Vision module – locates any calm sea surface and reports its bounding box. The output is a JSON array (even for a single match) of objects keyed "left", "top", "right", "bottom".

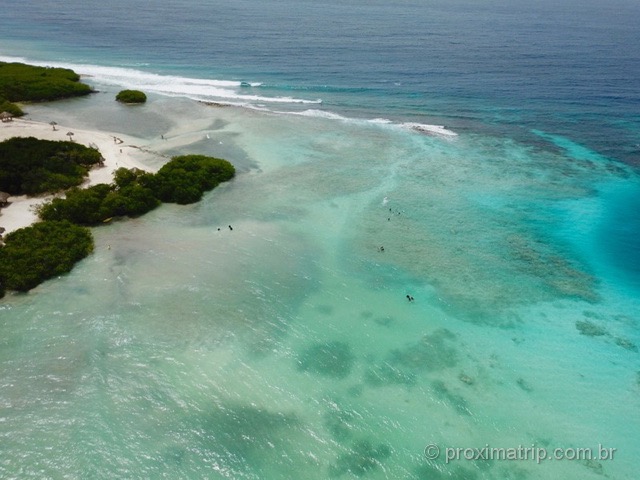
[{"left": 1, "top": 1, "right": 639, "bottom": 478}]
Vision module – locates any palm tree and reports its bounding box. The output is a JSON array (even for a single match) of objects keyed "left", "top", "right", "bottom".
[
  {"left": 66, "top": 131, "right": 74, "bottom": 142},
  {"left": 50, "top": 121, "right": 58, "bottom": 131}
]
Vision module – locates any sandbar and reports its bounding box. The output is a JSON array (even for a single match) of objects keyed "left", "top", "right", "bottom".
[{"left": 0, "top": 118, "right": 163, "bottom": 234}]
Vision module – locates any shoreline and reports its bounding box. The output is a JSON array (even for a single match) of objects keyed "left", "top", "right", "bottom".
[{"left": 0, "top": 118, "right": 164, "bottom": 234}]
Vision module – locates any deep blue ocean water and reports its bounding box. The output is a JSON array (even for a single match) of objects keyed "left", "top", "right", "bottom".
[
  {"left": 2, "top": 0, "right": 640, "bottom": 162},
  {"left": 1, "top": 1, "right": 640, "bottom": 479}
]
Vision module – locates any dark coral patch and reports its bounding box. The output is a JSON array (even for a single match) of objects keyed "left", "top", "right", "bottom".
[
  {"left": 575, "top": 320, "right": 607, "bottom": 337},
  {"left": 297, "top": 341, "right": 355, "bottom": 379},
  {"left": 330, "top": 440, "right": 391, "bottom": 477},
  {"left": 365, "top": 329, "right": 458, "bottom": 387}
]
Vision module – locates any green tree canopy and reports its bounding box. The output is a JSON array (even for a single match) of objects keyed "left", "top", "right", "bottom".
[
  {"left": 4, "top": 156, "right": 235, "bottom": 297},
  {"left": 116, "top": 89, "right": 147, "bottom": 104},
  {"left": 0, "top": 61, "right": 93, "bottom": 104},
  {"left": 0, "top": 221, "right": 94, "bottom": 293},
  {"left": 38, "top": 170, "right": 160, "bottom": 225},
  {"left": 0, "top": 96, "right": 24, "bottom": 117},
  {"left": 151, "top": 155, "right": 235, "bottom": 204},
  {"left": 0, "top": 137, "right": 104, "bottom": 195}
]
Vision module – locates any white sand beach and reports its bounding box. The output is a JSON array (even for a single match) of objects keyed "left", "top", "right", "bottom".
[{"left": 0, "top": 118, "right": 163, "bottom": 234}]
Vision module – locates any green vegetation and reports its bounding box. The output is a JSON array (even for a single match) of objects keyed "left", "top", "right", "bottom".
[
  {"left": 0, "top": 62, "right": 93, "bottom": 108},
  {"left": 38, "top": 155, "right": 235, "bottom": 223},
  {"left": 0, "top": 137, "right": 104, "bottom": 195},
  {"left": 2, "top": 152, "right": 234, "bottom": 298},
  {"left": 38, "top": 155, "right": 236, "bottom": 225},
  {"left": 0, "top": 64, "right": 235, "bottom": 299},
  {"left": 116, "top": 89, "right": 147, "bottom": 104},
  {"left": 0, "top": 97, "right": 24, "bottom": 117},
  {"left": 0, "top": 221, "right": 93, "bottom": 294},
  {"left": 152, "top": 154, "right": 235, "bottom": 204},
  {"left": 38, "top": 168, "right": 159, "bottom": 225}
]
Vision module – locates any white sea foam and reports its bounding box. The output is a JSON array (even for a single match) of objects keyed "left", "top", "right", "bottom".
[
  {"left": 0, "top": 54, "right": 455, "bottom": 137},
  {"left": 0, "top": 55, "right": 30, "bottom": 64},
  {"left": 372, "top": 117, "right": 457, "bottom": 138},
  {"left": 0, "top": 55, "right": 319, "bottom": 105},
  {"left": 286, "top": 109, "right": 348, "bottom": 121},
  {"left": 274, "top": 108, "right": 459, "bottom": 138},
  {"left": 368, "top": 118, "right": 393, "bottom": 125},
  {"left": 402, "top": 122, "right": 458, "bottom": 137}
]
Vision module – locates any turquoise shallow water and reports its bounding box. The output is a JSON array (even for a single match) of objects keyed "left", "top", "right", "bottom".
[
  {"left": 1, "top": 92, "right": 638, "bottom": 479},
  {"left": 1, "top": 0, "right": 640, "bottom": 478}
]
